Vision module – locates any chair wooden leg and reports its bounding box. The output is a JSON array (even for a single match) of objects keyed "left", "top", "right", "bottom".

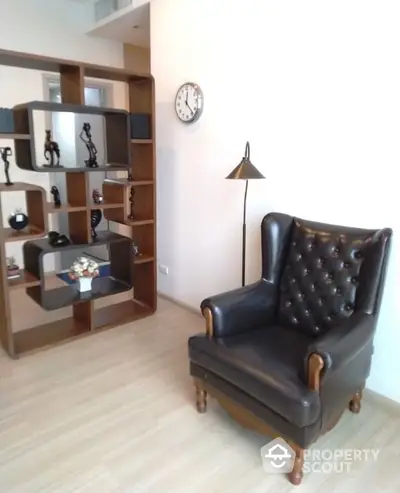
[
  {"left": 194, "top": 380, "right": 207, "bottom": 413},
  {"left": 288, "top": 444, "right": 304, "bottom": 486},
  {"left": 349, "top": 388, "right": 363, "bottom": 414}
]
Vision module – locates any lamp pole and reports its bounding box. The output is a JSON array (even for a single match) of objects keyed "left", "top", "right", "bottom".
[
  {"left": 226, "top": 141, "right": 265, "bottom": 288},
  {"left": 242, "top": 179, "right": 248, "bottom": 287}
]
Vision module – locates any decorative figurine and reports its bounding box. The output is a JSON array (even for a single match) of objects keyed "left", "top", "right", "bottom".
[
  {"left": 91, "top": 209, "right": 102, "bottom": 240},
  {"left": 132, "top": 242, "right": 140, "bottom": 257},
  {"left": 80, "top": 122, "right": 98, "bottom": 168},
  {"left": 6, "top": 256, "right": 20, "bottom": 280},
  {"left": 92, "top": 189, "right": 103, "bottom": 204},
  {"left": 48, "top": 231, "right": 70, "bottom": 247},
  {"left": 128, "top": 187, "right": 135, "bottom": 220},
  {"left": 44, "top": 129, "right": 62, "bottom": 168},
  {"left": 51, "top": 186, "right": 61, "bottom": 207},
  {"left": 69, "top": 256, "right": 99, "bottom": 293},
  {"left": 8, "top": 209, "right": 28, "bottom": 231},
  {"left": 0, "top": 146, "right": 13, "bottom": 186}
]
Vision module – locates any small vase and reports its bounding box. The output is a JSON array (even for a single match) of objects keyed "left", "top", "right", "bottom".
[{"left": 77, "top": 276, "right": 93, "bottom": 292}]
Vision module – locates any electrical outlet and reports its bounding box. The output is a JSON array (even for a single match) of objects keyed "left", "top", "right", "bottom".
[{"left": 159, "top": 264, "right": 169, "bottom": 275}]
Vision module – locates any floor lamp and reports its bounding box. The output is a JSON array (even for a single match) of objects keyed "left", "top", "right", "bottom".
[{"left": 226, "top": 142, "right": 265, "bottom": 287}]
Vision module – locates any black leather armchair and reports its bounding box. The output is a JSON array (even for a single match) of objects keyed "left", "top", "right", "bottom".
[{"left": 188, "top": 213, "right": 392, "bottom": 485}]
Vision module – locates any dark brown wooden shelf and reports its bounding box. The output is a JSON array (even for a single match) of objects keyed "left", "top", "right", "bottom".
[
  {"left": 24, "top": 164, "right": 130, "bottom": 174},
  {"left": 8, "top": 270, "right": 40, "bottom": 290},
  {"left": 0, "top": 47, "right": 156, "bottom": 358},
  {"left": 3, "top": 226, "right": 45, "bottom": 242},
  {"left": 14, "top": 317, "right": 90, "bottom": 356},
  {"left": 0, "top": 133, "right": 30, "bottom": 140},
  {"left": 131, "top": 139, "right": 152, "bottom": 144},
  {"left": 94, "top": 299, "right": 152, "bottom": 331},
  {"left": 25, "top": 231, "right": 129, "bottom": 254},
  {"left": 128, "top": 219, "right": 155, "bottom": 227},
  {"left": 134, "top": 255, "right": 154, "bottom": 265},
  {"left": 0, "top": 182, "right": 44, "bottom": 192},
  {"left": 47, "top": 202, "right": 87, "bottom": 213},
  {"left": 23, "top": 231, "right": 133, "bottom": 311},
  {"left": 90, "top": 201, "right": 124, "bottom": 210},
  {"left": 104, "top": 178, "right": 153, "bottom": 187},
  {"left": 29, "top": 277, "right": 132, "bottom": 311},
  {"left": 14, "top": 101, "right": 131, "bottom": 173}
]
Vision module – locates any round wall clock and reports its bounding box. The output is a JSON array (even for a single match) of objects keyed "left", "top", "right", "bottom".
[{"left": 175, "top": 82, "right": 204, "bottom": 123}]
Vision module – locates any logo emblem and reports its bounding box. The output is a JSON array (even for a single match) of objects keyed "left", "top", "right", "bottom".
[{"left": 260, "top": 437, "right": 296, "bottom": 474}]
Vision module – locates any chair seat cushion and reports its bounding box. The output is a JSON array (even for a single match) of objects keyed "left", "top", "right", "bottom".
[{"left": 189, "top": 326, "right": 321, "bottom": 428}]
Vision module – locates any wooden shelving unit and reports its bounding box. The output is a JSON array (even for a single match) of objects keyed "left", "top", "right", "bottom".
[{"left": 0, "top": 48, "right": 157, "bottom": 358}]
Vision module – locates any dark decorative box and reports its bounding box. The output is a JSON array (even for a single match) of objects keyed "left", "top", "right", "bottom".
[
  {"left": 130, "top": 113, "right": 151, "bottom": 140},
  {"left": 0, "top": 108, "right": 14, "bottom": 133}
]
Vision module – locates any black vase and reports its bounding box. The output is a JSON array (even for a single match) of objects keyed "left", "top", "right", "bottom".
[
  {"left": 8, "top": 211, "right": 28, "bottom": 231},
  {"left": 91, "top": 209, "right": 102, "bottom": 239}
]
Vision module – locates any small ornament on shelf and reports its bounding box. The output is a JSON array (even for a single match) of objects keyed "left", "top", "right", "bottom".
[
  {"left": 92, "top": 189, "right": 103, "bottom": 204},
  {"left": 8, "top": 209, "right": 28, "bottom": 231},
  {"left": 51, "top": 185, "right": 61, "bottom": 207},
  {"left": 44, "top": 129, "right": 62, "bottom": 168},
  {"left": 80, "top": 122, "right": 98, "bottom": 168},
  {"left": 91, "top": 209, "right": 102, "bottom": 239},
  {"left": 0, "top": 146, "right": 13, "bottom": 186},
  {"left": 68, "top": 256, "right": 99, "bottom": 293},
  {"left": 6, "top": 256, "right": 20, "bottom": 280},
  {"left": 128, "top": 187, "right": 135, "bottom": 220},
  {"left": 48, "top": 230, "right": 70, "bottom": 247},
  {"left": 132, "top": 242, "right": 140, "bottom": 257}
]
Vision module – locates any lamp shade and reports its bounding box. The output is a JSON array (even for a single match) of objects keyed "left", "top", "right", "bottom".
[{"left": 226, "top": 141, "right": 265, "bottom": 180}]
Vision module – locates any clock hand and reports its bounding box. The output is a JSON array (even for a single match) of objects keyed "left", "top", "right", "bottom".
[{"left": 185, "top": 100, "right": 194, "bottom": 114}]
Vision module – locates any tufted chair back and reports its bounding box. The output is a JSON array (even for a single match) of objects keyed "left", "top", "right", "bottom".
[{"left": 261, "top": 214, "right": 392, "bottom": 337}]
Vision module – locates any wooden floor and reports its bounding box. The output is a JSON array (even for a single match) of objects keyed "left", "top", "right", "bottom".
[{"left": 0, "top": 297, "right": 399, "bottom": 493}]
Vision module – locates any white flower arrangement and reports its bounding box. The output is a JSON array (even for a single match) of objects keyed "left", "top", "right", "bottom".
[{"left": 69, "top": 256, "right": 99, "bottom": 281}]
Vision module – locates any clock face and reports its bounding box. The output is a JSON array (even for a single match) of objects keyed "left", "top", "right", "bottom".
[{"left": 175, "top": 83, "right": 204, "bottom": 123}]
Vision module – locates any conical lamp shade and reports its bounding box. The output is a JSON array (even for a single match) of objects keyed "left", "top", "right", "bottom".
[{"left": 226, "top": 142, "right": 265, "bottom": 180}]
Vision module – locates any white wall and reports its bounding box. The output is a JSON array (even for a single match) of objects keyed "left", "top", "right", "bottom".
[
  {"left": 0, "top": 0, "right": 125, "bottom": 269},
  {"left": 152, "top": 0, "right": 400, "bottom": 403}
]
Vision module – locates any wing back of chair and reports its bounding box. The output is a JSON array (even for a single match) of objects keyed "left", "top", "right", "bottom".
[{"left": 268, "top": 216, "right": 392, "bottom": 336}]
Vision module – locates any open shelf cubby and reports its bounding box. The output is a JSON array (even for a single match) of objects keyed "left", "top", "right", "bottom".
[
  {"left": 14, "top": 101, "right": 131, "bottom": 173},
  {"left": 23, "top": 232, "right": 133, "bottom": 311},
  {"left": 0, "top": 48, "right": 156, "bottom": 359},
  {"left": 0, "top": 182, "right": 47, "bottom": 242}
]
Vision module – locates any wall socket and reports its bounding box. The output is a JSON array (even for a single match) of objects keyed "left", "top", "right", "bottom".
[{"left": 159, "top": 264, "right": 169, "bottom": 275}]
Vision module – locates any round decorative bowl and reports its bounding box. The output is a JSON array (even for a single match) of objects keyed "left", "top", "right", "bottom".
[{"left": 8, "top": 211, "right": 28, "bottom": 231}]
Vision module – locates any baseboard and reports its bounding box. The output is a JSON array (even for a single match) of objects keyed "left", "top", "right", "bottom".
[
  {"left": 158, "top": 292, "right": 201, "bottom": 317},
  {"left": 364, "top": 389, "right": 400, "bottom": 416}
]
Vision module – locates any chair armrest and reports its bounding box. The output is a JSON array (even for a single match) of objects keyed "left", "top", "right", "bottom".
[
  {"left": 305, "top": 312, "right": 376, "bottom": 373},
  {"left": 200, "top": 280, "right": 277, "bottom": 338}
]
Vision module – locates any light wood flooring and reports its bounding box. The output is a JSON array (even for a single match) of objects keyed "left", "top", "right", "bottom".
[{"left": 0, "top": 297, "right": 399, "bottom": 493}]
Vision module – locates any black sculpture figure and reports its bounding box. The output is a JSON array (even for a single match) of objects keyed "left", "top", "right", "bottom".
[
  {"left": 91, "top": 209, "right": 102, "bottom": 239},
  {"left": 80, "top": 123, "right": 98, "bottom": 168},
  {"left": 0, "top": 146, "right": 13, "bottom": 186},
  {"left": 128, "top": 187, "right": 135, "bottom": 220},
  {"left": 92, "top": 189, "right": 103, "bottom": 204},
  {"left": 44, "top": 130, "right": 61, "bottom": 168},
  {"left": 51, "top": 186, "right": 61, "bottom": 207}
]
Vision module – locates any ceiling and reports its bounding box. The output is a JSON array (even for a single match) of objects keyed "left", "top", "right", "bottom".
[{"left": 88, "top": 3, "right": 150, "bottom": 47}]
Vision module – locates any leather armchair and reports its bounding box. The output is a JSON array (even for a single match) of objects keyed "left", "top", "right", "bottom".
[{"left": 188, "top": 213, "right": 392, "bottom": 485}]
